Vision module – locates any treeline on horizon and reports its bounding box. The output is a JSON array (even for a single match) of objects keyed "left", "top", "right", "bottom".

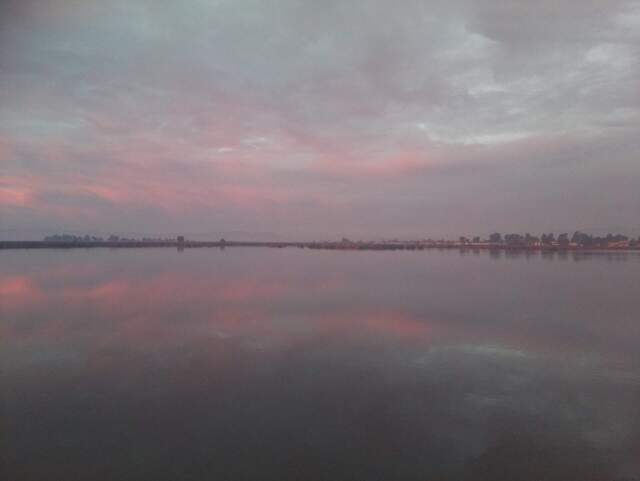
[
  {"left": 460, "top": 231, "right": 639, "bottom": 248},
  {"left": 41, "top": 231, "right": 640, "bottom": 248},
  {"left": 43, "top": 234, "right": 174, "bottom": 243}
]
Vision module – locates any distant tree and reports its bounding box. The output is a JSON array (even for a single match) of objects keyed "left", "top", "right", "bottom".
[
  {"left": 541, "top": 233, "right": 555, "bottom": 245},
  {"left": 472, "top": 236, "right": 481, "bottom": 243},
  {"left": 524, "top": 233, "right": 538, "bottom": 245},
  {"left": 571, "top": 231, "right": 581, "bottom": 244},
  {"left": 572, "top": 231, "right": 593, "bottom": 247},
  {"left": 558, "top": 233, "right": 569, "bottom": 247},
  {"left": 505, "top": 233, "right": 524, "bottom": 246},
  {"left": 489, "top": 233, "right": 502, "bottom": 243},
  {"left": 459, "top": 236, "right": 469, "bottom": 244}
]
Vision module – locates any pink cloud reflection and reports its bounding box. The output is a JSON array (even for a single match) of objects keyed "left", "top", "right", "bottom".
[{"left": 0, "top": 275, "right": 36, "bottom": 305}]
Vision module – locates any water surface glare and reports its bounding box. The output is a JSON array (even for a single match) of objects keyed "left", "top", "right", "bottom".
[{"left": 2, "top": 248, "right": 640, "bottom": 480}]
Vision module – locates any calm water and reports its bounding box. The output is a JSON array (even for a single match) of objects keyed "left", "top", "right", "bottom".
[{"left": 2, "top": 248, "right": 640, "bottom": 481}]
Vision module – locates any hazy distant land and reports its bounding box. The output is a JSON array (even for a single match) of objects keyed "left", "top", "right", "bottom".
[{"left": 1, "top": 232, "right": 639, "bottom": 251}]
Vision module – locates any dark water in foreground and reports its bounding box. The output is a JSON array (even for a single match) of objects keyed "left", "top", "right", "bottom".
[{"left": 2, "top": 248, "right": 640, "bottom": 481}]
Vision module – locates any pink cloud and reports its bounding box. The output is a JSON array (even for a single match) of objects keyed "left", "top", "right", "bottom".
[
  {"left": 79, "top": 184, "right": 130, "bottom": 203},
  {"left": 315, "top": 150, "right": 432, "bottom": 178},
  {"left": 0, "top": 186, "right": 33, "bottom": 206},
  {"left": 0, "top": 176, "right": 37, "bottom": 207}
]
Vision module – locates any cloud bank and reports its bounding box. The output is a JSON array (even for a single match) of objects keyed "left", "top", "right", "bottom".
[{"left": 1, "top": 0, "right": 639, "bottom": 239}]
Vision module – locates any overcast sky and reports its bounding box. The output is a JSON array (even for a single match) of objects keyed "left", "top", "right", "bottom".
[{"left": 1, "top": 0, "right": 639, "bottom": 240}]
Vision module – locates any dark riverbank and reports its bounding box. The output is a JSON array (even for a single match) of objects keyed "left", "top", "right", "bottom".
[
  {"left": 2, "top": 240, "right": 639, "bottom": 252},
  {"left": 0, "top": 240, "right": 296, "bottom": 249}
]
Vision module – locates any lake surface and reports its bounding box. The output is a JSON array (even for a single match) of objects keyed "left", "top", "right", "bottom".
[{"left": 2, "top": 248, "right": 640, "bottom": 481}]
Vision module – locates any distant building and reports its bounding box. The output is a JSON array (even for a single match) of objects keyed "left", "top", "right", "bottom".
[{"left": 177, "top": 236, "right": 185, "bottom": 243}]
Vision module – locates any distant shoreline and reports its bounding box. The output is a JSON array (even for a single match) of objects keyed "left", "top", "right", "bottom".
[{"left": 2, "top": 240, "right": 639, "bottom": 252}]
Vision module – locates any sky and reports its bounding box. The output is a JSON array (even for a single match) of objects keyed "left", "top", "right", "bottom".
[{"left": 1, "top": 0, "right": 639, "bottom": 240}]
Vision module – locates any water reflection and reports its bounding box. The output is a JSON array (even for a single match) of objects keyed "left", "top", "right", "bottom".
[{"left": 2, "top": 248, "right": 640, "bottom": 480}]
